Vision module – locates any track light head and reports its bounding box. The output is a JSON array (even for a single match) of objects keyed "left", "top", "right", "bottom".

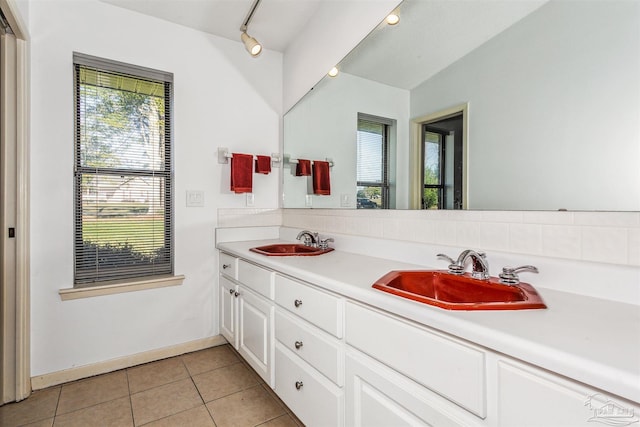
[{"left": 241, "top": 31, "right": 262, "bottom": 57}]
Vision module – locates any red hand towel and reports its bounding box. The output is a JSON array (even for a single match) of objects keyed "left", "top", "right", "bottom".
[
  {"left": 255, "top": 155, "right": 271, "bottom": 174},
  {"left": 312, "top": 160, "right": 331, "bottom": 195},
  {"left": 230, "top": 153, "right": 253, "bottom": 194},
  {"left": 295, "top": 159, "right": 312, "bottom": 176}
]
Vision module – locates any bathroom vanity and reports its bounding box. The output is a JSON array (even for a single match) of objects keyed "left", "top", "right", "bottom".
[{"left": 217, "top": 229, "right": 640, "bottom": 427}]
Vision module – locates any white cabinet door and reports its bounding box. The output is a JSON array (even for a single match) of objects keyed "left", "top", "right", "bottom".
[
  {"left": 346, "top": 350, "right": 482, "bottom": 427},
  {"left": 496, "top": 359, "right": 640, "bottom": 427},
  {"left": 219, "top": 276, "right": 237, "bottom": 348},
  {"left": 238, "top": 286, "right": 274, "bottom": 387}
]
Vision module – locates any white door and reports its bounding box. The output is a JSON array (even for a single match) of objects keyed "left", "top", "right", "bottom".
[
  {"left": 0, "top": 2, "right": 30, "bottom": 404},
  {"left": 219, "top": 276, "right": 237, "bottom": 348}
]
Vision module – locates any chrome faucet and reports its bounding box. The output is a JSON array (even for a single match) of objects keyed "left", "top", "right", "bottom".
[
  {"left": 438, "top": 250, "right": 490, "bottom": 280},
  {"left": 296, "top": 230, "right": 319, "bottom": 247}
]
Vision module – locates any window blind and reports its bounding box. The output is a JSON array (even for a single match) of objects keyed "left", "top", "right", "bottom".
[
  {"left": 73, "top": 54, "right": 173, "bottom": 286},
  {"left": 357, "top": 120, "right": 385, "bottom": 183}
]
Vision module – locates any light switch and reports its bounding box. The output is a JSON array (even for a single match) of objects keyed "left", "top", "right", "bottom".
[
  {"left": 186, "top": 190, "right": 204, "bottom": 207},
  {"left": 246, "top": 193, "right": 255, "bottom": 207},
  {"left": 340, "top": 193, "right": 350, "bottom": 207}
]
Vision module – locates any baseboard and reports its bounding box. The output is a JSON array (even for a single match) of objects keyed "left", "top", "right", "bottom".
[{"left": 31, "top": 335, "right": 228, "bottom": 390}]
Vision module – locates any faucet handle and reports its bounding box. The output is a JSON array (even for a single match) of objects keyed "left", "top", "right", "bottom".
[
  {"left": 499, "top": 265, "right": 539, "bottom": 285},
  {"left": 437, "top": 253, "right": 455, "bottom": 264},
  {"left": 319, "top": 237, "right": 334, "bottom": 250},
  {"left": 437, "top": 253, "right": 465, "bottom": 275}
]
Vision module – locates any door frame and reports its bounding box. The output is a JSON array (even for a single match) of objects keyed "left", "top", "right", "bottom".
[
  {"left": 0, "top": 0, "right": 30, "bottom": 404},
  {"left": 409, "top": 103, "right": 469, "bottom": 210}
]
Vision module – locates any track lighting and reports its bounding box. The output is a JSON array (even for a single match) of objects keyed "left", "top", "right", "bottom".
[
  {"left": 240, "top": 0, "right": 263, "bottom": 57},
  {"left": 241, "top": 31, "right": 262, "bottom": 57}
]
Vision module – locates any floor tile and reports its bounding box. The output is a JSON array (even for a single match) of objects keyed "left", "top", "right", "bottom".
[
  {"left": 130, "top": 378, "right": 202, "bottom": 426},
  {"left": 52, "top": 396, "right": 133, "bottom": 427},
  {"left": 1, "top": 345, "right": 301, "bottom": 427},
  {"left": 206, "top": 385, "right": 286, "bottom": 427},
  {"left": 127, "top": 357, "right": 189, "bottom": 394},
  {"left": 257, "top": 414, "right": 299, "bottom": 427},
  {"left": 260, "top": 383, "right": 289, "bottom": 412},
  {"left": 22, "top": 418, "right": 54, "bottom": 427},
  {"left": 142, "top": 405, "right": 215, "bottom": 427},
  {"left": 193, "top": 362, "right": 259, "bottom": 402},
  {"left": 181, "top": 346, "right": 238, "bottom": 376},
  {"left": 57, "top": 371, "right": 129, "bottom": 415},
  {"left": 0, "top": 387, "right": 60, "bottom": 427}
]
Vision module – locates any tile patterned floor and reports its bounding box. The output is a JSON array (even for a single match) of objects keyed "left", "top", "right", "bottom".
[{"left": 0, "top": 345, "right": 303, "bottom": 427}]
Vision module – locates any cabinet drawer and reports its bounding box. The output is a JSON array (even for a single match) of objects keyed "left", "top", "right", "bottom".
[
  {"left": 346, "top": 350, "right": 482, "bottom": 427},
  {"left": 219, "top": 252, "right": 237, "bottom": 279},
  {"left": 275, "top": 309, "right": 343, "bottom": 386},
  {"left": 238, "top": 260, "right": 274, "bottom": 299},
  {"left": 275, "top": 343, "right": 343, "bottom": 427},
  {"left": 274, "top": 274, "right": 343, "bottom": 338},
  {"left": 345, "top": 302, "right": 486, "bottom": 418}
]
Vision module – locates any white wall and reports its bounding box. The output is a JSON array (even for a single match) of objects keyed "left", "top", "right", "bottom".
[
  {"left": 283, "top": 0, "right": 401, "bottom": 112},
  {"left": 28, "top": 0, "right": 281, "bottom": 376},
  {"left": 283, "top": 73, "right": 409, "bottom": 209},
  {"left": 411, "top": 0, "right": 640, "bottom": 211},
  {"left": 11, "top": 0, "right": 28, "bottom": 31}
]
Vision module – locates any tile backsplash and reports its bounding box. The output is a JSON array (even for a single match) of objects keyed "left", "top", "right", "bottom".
[{"left": 217, "top": 208, "right": 640, "bottom": 267}]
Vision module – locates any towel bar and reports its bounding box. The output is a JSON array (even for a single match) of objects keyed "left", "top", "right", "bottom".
[{"left": 217, "top": 147, "right": 281, "bottom": 167}]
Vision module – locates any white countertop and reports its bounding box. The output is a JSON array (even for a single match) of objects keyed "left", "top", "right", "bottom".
[{"left": 217, "top": 239, "right": 640, "bottom": 404}]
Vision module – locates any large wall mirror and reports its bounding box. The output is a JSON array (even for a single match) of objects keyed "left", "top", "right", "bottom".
[{"left": 283, "top": 0, "right": 639, "bottom": 211}]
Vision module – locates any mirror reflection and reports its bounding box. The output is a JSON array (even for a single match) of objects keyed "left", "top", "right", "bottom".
[{"left": 283, "top": 0, "right": 640, "bottom": 211}]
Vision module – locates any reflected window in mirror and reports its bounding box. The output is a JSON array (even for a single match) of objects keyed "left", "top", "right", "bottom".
[
  {"left": 357, "top": 114, "right": 396, "bottom": 209},
  {"left": 422, "top": 114, "right": 463, "bottom": 210}
]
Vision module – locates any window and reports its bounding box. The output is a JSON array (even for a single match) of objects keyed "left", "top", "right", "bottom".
[
  {"left": 73, "top": 53, "right": 173, "bottom": 286},
  {"left": 356, "top": 114, "right": 393, "bottom": 209}
]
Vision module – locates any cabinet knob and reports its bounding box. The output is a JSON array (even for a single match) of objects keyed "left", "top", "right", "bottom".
[
  {"left": 294, "top": 299, "right": 303, "bottom": 308},
  {"left": 229, "top": 288, "right": 234, "bottom": 295},
  {"left": 294, "top": 341, "right": 303, "bottom": 350},
  {"left": 234, "top": 291, "right": 240, "bottom": 298},
  {"left": 222, "top": 264, "right": 231, "bottom": 269},
  {"left": 295, "top": 381, "right": 304, "bottom": 390}
]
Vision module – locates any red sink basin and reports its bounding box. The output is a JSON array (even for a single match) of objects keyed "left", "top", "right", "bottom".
[
  {"left": 372, "top": 270, "right": 546, "bottom": 310},
  {"left": 250, "top": 243, "right": 334, "bottom": 256}
]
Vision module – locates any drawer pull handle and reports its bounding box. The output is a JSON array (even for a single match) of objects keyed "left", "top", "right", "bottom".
[
  {"left": 294, "top": 299, "right": 303, "bottom": 308},
  {"left": 295, "top": 381, "right": 304, "bottom": 390},
  {"left": 229, "top": 289, "right": 234, "bottom": 295},
  {"left": 222, "top": 264, "right": 231, "bottom": 269},
  {"left": 234, "top": 291, "right": 240, "bottom": 298},
  {"left": 294, "top": 341, "right": 303, "bottom": 350}
]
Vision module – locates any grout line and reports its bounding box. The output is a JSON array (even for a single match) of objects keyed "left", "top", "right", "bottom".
[{"left": 125, "top": 368, "right": 135, "bottom": 426}]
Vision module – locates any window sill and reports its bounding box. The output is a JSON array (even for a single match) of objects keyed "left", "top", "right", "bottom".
[{"left": 59, "top": 275, "right": 185, "bottom": 301}]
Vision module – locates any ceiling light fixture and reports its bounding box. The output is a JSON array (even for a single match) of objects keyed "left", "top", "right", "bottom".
[
  {"left": 386, "top": 13, "right": 400, "bottom": 25},
  {"left": 240, "top": 0, "right": 263, "bottom": 57},
  {"left": 328, "top": 67, "right": 339, "bottom": 77}
]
